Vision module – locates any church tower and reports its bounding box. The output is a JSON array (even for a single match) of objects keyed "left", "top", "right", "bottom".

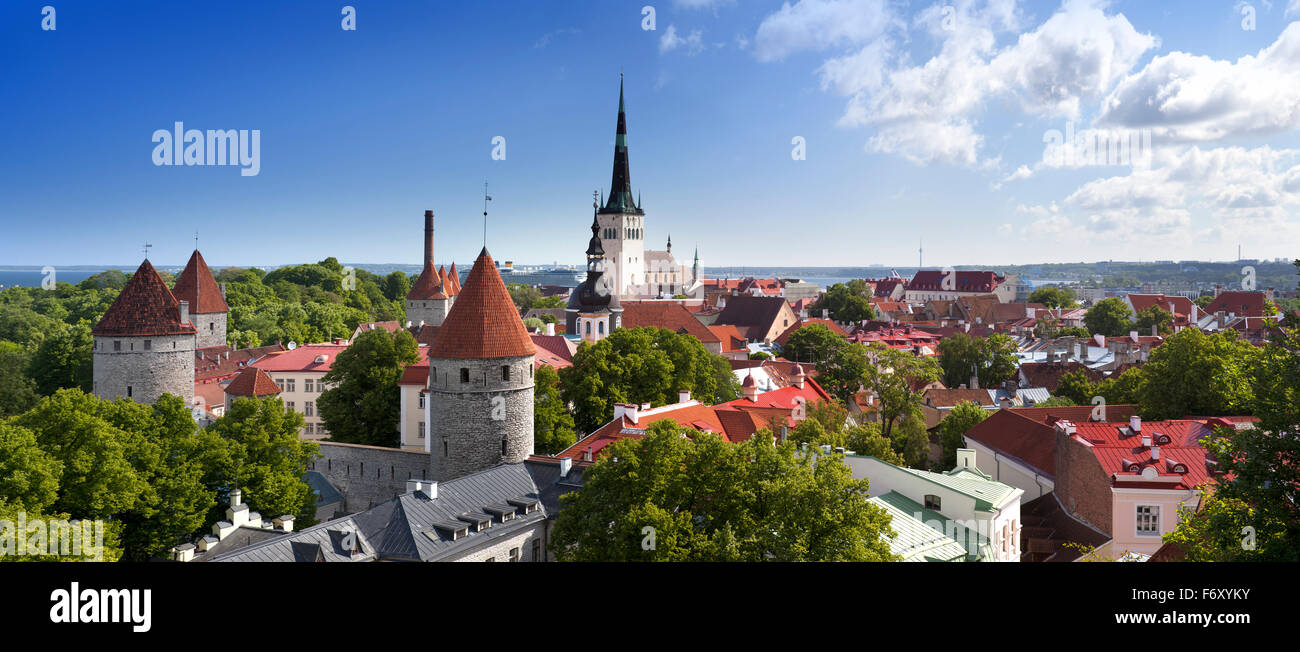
[
  {"left": 596, "top": 78, "right": 645, "bottom": 298},
  {"left": 173, "top": 249, "right": 229, "bottom": 349},
  {"left": 566, "top": 199, "right": 622, "bottom": 342},
  {"left": 92, "top": 259, "right": 196, "bottom": 405},
  {"left": 406, "top": 210, "right": 455, "bottom": 328},
  {"left": 425, "top": 248, "right": 536, "bottom": 482}
]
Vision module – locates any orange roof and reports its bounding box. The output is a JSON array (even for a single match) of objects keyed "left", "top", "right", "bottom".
[
  {"left": 621, "top": 301, "right": 721, "bottom": 343},
  {"left": 92, "top": 260, "right": 197, "bottom": 337},
  {"left": 224, "top": 367, "right": 282, "bottom": 397},
  {"left": 252, "top": 343, "right": 350, "bottom": 372},
  {"left": 428, "top": 248, "right": 537, "bottom": 360},
  {"left": 448, "top": 262, "right": 462, "bottom": 295},
  {"left": 172, "top": 250, "right": 229, "bottom": 314},
  {"left": 706, "top": 324, "right": 748, "bottom": 353},
  {"left": 530, "top": 334, "right": 576, "bottom": 369},
  {"left": 406, "top": 260, "right": 446, "bottom": 300}
]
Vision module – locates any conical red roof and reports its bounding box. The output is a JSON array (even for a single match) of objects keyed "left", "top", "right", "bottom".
[
  {"left": 92, "top": 260, "right": 197, "bottom": 337},
  {"left": 406, "top": 260, "right": 446, "bottom": 300},
  {"left": 429, "top": 248, "right": 536, "bottom": 359},
  {"left": 448, "top": 262, "right": 461, "bottom": 295},
  {"left": 224, "top": 366, "right": 281, "bottom": 397},
  {"left": 172, "top": 249, "right": 229, "bottom": 314}
]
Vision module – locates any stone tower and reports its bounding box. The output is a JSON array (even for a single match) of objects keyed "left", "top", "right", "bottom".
[
  {"left": 92, "top": 259, "right": 196, "bottom": 405},
  {"left": 425, "top": 248, "right": 536, "bottom": 482},
  {"left": 597, "top": 78, "right": 645, "bottom": 298},
  {"left": 406, "top": 210, "right": 456, "bottom": 328},
  {"left": 172, "top": 249, "right": 229, "bottom": 349},
  {"left": 566, "top": 201, "right": 622, "bottom": 343}
]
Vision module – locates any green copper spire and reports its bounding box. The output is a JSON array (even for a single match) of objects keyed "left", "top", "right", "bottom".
[{"left": 600, "top": 76, "right": 643, "bottom": 216}]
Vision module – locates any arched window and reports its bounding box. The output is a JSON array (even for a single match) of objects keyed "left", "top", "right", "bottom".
[
  {"left": 585, "top": 322, "right": 591, "bottom": 334},
  {"left": 598, "top": 321, "right": 604, "bottom": 334}
]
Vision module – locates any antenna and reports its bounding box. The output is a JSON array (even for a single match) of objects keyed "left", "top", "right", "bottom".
[{"left": 482, "top": 181, "right": 493, "bottom": 248}]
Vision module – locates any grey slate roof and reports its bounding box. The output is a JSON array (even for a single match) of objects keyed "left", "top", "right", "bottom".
[{"left": 209, "top": 460, "right": 579, "bottom": 562}]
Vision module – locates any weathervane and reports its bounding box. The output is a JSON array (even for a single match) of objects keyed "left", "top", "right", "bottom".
[
  {"left": 482, "top": 181, "right": 493, "bottom": 247},
  {"left": 141, "top": 242, "right": 152, "bottom": 259}
]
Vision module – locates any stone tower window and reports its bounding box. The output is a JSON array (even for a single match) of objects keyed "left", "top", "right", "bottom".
[
  {"left": 501, "top": 438, "right": 507, "bottom": 456},
  {"left": 501, "top": 365, "right": 510, "bottom": 381},
  {"left": 144, "top": 340, "right": 152, "bottom": 350},
  {"left": 460, "top": 368, "right": 470, "bottom": 383},
  {"left": 126, "top": 386, "right": 133, "bottom": 398}
]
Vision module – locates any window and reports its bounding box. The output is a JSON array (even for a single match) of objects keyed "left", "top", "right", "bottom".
[
  {"left": 305, "top": 379, "right": 314, "bottom": 392},
  {"left": 209, "top": 322, "right": 214, "bottom": 332},
  {"left": 460, "top": 368, "right": 470, "bottom": 383},
  {"left": 1136, "top": 505, "right": 1160, "bottom": 535},
  {"left": 924, "top": 495, "right": 942, "bottom": 511},
  {"left": 598, "top": 322, "right": 604, "bottom": 334},
  {"left": 418, "top": 422, "right": 425, "bottom": 439},
  {"left": 431, "top": 368, "right": 437, "bottom": 382},
  {"left": 532, "top": 538, "right": 541, "bottom": 561},
  {"left": 585, "top": 322, "right": 591, "bottom": 334},
  {"left": 114, "top": 341, "right": 121, "bottom": 351},
  {"left": 418, "top": 394, "right": 425, "bottom": 409},
  {"left": 502, "top": 365, "right": 510, "bottom": 381},
  {"left": 509, "top": 547, "right": 520, "bottom": 562},
  {"left": 484, "top": 557, "right": 495, "bottom": 562},
  {"left": 286, "top": 402, "right": 295, "bottom": 413},
  {"left": 501, "top": 438, "right": 507, "bottom": 456},
  {"left": 285, "top": 379, "right": 296, "bottom": 392},
  {"left": 126, "top": 385, "right": 133, "bottom": 398},
  {"left": 305, "top": 402, "right": 314, "bottom": 417},
  {"left": 305, "top": 423, "right": 314, "bottom": 435},
  {"left": 144, "top": 340, "right": 152, "bottom": 350},
  {"left": 443, "top": 440, "right": 448, "bottom": 456}
]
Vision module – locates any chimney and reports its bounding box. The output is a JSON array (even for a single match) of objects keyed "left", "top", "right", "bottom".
[
  {"left": 229, "top": 488, "right": 242, "bottom": 507},
  {"left": 272, "top": 515, "right": 295, "bottom": 532},
  {"left": 1141, "top": 435, "right": 1152, "bottom": 448},
  {"left": 423, "top": 210, "right": 435, "bottom": 267},
  {"left": 559, "top": 457, "right": 572, "bottom": 478},
  {"left": 678, "top": 389, "right": 691, "bottom": 403},
  {"left": 1214, "top": 283, "right": 1222, "bottom": 298},
  {"left": 955, "top": 448, "right": 977, "bottom": 471},
  {"left": 1151, "top": 324, "right": 1157, "bottom": 337},
  {"left": 792, "top": 364, "right": 806, "bottom": 389},
  {"left": 1129, "top": 330, "right": 1139, "bottom": 343},
  {"left": 822, "top": 308, "right": 830, "bottom": 319},
  {"left": 640, "top": 402, "right": 651, "bottom": 412},
  {"left": 172, "top": 543, "right": 196, "bottom": 562},
  {"left": 219, "top": 282, "right": 227, "bottom": 299},
  {"left": 405, "top": 479, "right": 423, "bottom": 495},
  {"left": 999, "top": 396, "right": 1011, "bottom": 409},
  {"left": 545, "top": 322, "right": 556, "bottom": 336},
  {"left": 1151, "top": 445, "right": 1160, "bottom": 460},
  {"left": 178, "top": 300, "right": 189, "bottom": 325},
  {"left": 583, "top": 446, "right": 593, "bottom": 462},
  {"left": 1130, "top": 415, "right": 1142, "bottom": 432}
]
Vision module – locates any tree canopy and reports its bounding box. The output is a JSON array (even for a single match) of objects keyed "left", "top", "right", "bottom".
[
  {"left": 1083, "top": 297, "right": 1134, "bottom": 337},
  {"left": 549, "top": 419, "right": 899, "bottom": 561},
  {"left": 808, "top": 281, "right": 877, "bottom": 323},
  {"left": 1027, "top": 286, "right": 1077, "bottom": 308},
  {"left": 935, "top": 332, "right": 1019, "bottom": 389},
  {"left": 317, "top": 328, "right": 420, "bottom": 447}
]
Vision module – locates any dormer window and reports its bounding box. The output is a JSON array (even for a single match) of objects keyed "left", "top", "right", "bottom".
[
  {"left": 1156, "top": 434, "right": 1171, "bottom": 445},
  {"left": 924, "top": 495, "right": 941, "bottom": 511}
]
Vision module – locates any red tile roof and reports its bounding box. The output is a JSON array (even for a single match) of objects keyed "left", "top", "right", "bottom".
[
  {"left": 1204, "top": 291, "right": 1268, "bottom": 318},
  {"left": 908, "top": 270, "right": 1002, "bottom": 293},
  {"left": 252, "top": 343, "right": 351, "bottom": 372},
  {"left": 448, "top": 262, "right": 462, "bottom": 295},
  {"left": 194, "top": 344, "right": 285, "bottom": 381},
  {"left": 397, "top": 346, "right": 432, "bottom": 386},
  {"left": 92, "top": 259, "right": 198, "bottom": 337},
  {"left": 962, "top": 405, "right": 1140, "bottom": 477},
  {"left": 1071, "top": 420, "right": 1219, "bottom": 491},
  {"left": 428, "top": 248, "right": 537, "bottom": 360},
  {"left": 1019, "top": 361, "right": 1102, "bottom": 391},
  {"left": 530, "top": 334, "right": 576, "bottom": 369},
  {"left": 406, "top": 260, "right": 447, "bottom": 300},
  {"left": 172, "top": 250, "right": 229, "bottom": 314},
  {"left": 1127, "top": 294, "right": 1193, "bottom": 319},
  {"left": 706, "top": 324, "right": 749, "bottom": 353},
  {"left": 224, "top": 366, "right": 282, "bottom": 397},
  {"left": 621, "top": 301, "right": 720, "bottom": 344}
]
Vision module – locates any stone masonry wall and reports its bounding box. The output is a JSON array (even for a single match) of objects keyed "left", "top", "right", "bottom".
[
  {"left": 406, "top": 298, "right": 448, "bottom": 328},
  {"left": 193, "top": 311, "right": 227, "bottom": 349},
  {"left": 1053, "top": 426, "right": 1114, "bottom": 535},
  {"left": 93, "top": 333, "right": 194, "bottom": 405},
  {"left": 309, "top": 442, "right": 432, "bottom": 513},
  {"left": 427, "top": 354, "right": 534, "bottom": 482}
]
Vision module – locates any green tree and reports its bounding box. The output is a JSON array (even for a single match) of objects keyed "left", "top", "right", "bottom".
[
  {"left": 0, "top": 421, "right": 63, "bottom": 512},
  {"left": 550, "top": 419, "right": 898, "bottom": 561},
  {"left": 317, "top": 328, "right": 420, "bottom": 446},
  {"left": 1083, "top": 297, "right": 1134, "bottom": 337},
  {"left": 936, "top": 332, "right": 1019, "bottom": 389},
  {"left": 559, "top": 327, "right": 739, "bottom": 434},
  {"left": 1136, "top": 329, "right": 1259, "bottom": 419},
  {"left": 862, "top": 343, "right": 940, "bottom": 441},
  {"left": 0, "top": 341, "right": 39, "bottom": 417},
  {"left": 534, "top": 364, "right": 577, "bottom": 455},
  {"left": 937, "top": 401, "right": 989, "bottom": 470},
  {"left": 27, "top": 322, "right": 93, "bottom": 395},
  {"left": 205, "top": 396, "right": 321, "bottom": 529},
  {"left": 1133, "top": 305, "right": 1173, "bottom": 336},
  {"left": 809, "top": 281, "right": 877, "bottom": 323},
  {"left": 782, "top": 323, "right": 845, "bottom": 366},
  {"left": 1028, "top": 286, "right": 1077, "bottom": 308}
]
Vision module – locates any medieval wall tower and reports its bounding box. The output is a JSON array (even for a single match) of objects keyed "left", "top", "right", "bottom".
[
  {"left": 172, "top": 249, "right": 229, "bottom": 349},
  {"left": 424, "top": 247, "right": 536, "bottom": 482},
  {"left": 406, "top": 210, "right": 458, "bottom": 328},
  {"left": 92, "top": 259, "right": 196, "bottom": 405}
]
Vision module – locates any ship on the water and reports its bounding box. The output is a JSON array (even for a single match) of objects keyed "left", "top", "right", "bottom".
[{"left": 494, "top": 260, "right": 586, "bottom": 287}]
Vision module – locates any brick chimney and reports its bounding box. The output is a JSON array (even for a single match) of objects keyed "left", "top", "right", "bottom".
[
  {"left": 178, "top": 300, "right": 189, "bottom": 325},
  {"left": 423, "top": 210, "right": 435, "bottom": 267}
]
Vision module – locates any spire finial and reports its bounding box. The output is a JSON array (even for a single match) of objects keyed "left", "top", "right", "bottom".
[
  {"left": 195, "top": 230, "right": 199, "bottom": 251},
  {"left": 482, "top": 181, "right": 492, "bottom": 248},
  {"left": 141, "top": 242, "right": 152, "bottom": 260}
]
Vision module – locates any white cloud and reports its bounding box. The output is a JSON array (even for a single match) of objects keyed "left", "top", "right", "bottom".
[
  {"left": 1288, "top": 1, "right": 1300, "bottom": 18},
  {"left": 806, "top": 0, "right": 1156, "bottom": 167},
  {"left": 660, "top": 25, "right": 706, "bottom": 55},
  {"left": 753, "top": 0, "right": 894, "bottom": 62},
  {"left": 1097, "top": 22, "right": 1300, "bottom": 142},
  {"left": 1004, "top": 164, "right": 1033, "bottom": 182}
]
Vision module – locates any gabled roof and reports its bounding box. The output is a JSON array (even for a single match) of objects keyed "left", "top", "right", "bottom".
[
  {"left": 1018, "top": 361, "right": 1102, "bottom": 391},
  {"left": 252, "top": 343, "right": 350, "bottom": 372},
  {"left": 1070, "top": 419, "right": 1220, "bottom": 491},
  {"left": 172, "top": 250, "right": 229, "bottom": 314},
  {"left": 621, "top": 301, "right": 720, "bottom": 343},
  {"left": 406, "top": 261, "right": 446, "bottom": 300},
  {"left": 1126, "top": 294, "right": 1193, "bottom": 318},
  {"left": 428, "top": 248, "right": 536, "bottom": 360},
  {"left": 908, "top": 270, "right": 1002, "bottom": 293},
  {"left": 224, "top": 367, "right": 282, "bottom": 397},
  {"left": 1203, "top": 291, "right": 1268, "bottom": 318},
  {"left": 715, "top": 295, "right": 790, "bottom": 336},
  {"left": 92, "top": 259, "right": 198, "bottom": 337},
  {"left": 530, "top": 334, "right": 576, "bottom": 369}
]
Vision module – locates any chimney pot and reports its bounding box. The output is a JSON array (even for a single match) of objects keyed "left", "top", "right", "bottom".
[{"left": 178, "top": 300, "right": 190, "bottom": 325}]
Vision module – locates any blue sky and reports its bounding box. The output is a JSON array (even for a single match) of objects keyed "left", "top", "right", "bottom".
[{"left": 3, "top": 0, "right": 1300, "bottom": 269}]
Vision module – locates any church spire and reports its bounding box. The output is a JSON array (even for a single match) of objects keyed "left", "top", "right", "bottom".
[{"left": 600, "top": 76, "right": 642, "bottom": 215}]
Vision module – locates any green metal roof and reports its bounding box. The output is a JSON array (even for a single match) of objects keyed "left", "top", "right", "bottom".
[
  {"left": 871, "top": 492, "right": 969, "bottom": 562},
  {"left": 894, "top": 465, "right": 1019, "bottom": 513}
]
